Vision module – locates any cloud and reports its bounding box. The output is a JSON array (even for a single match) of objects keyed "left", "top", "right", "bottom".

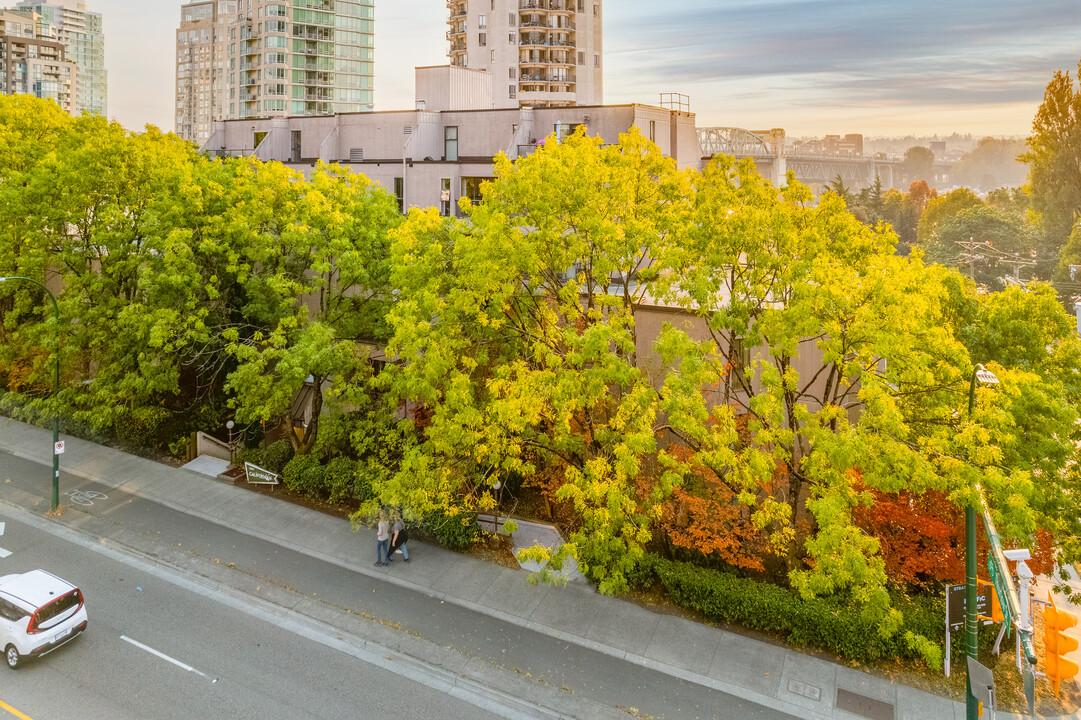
[{"left": 609, "top": 1, "right": 1079, "bottom": 87}]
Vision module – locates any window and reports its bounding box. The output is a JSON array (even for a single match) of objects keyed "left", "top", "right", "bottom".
[
  {"left": 478, "top": 14, "right": 487, "bottom": 28},
  {"left": 394, "top": 177, "right": 404, "bottom": 213},
  {"left": 478, "top": 32, "right": 486, "bottom": 46},
  {"left": 509, "top": 32, "right": 515, "bottom": 43},
  {"left": 444, "top": 125, "right": 459, "bottom": 161},
  {"left": 509, "top": 84, "right": 516, "bottom": 99},
  {"left": 594, "top": 53, "right": 600, "bottom": 68},
  {"left": 649, "top": 120, "right": 656, "bottom": 143},
  {"left": 491, "top": 50, "right": 495, "bottom": 63},
  {"left": 462, "top": 177, "right": 486, "bottom": 206},
  {"left": 577, "top": 0, "right": 584, "bottom": 10},
  {"left": 509, "top": 13, "right": 516, "bottom": 26},
  {"left": 556, "top": 122, "right": 582, "bottom": 141},
  {"left": 593, "top": 3, "right": 599, "bottom": 15},
  {"left": 0, "top": 599, "right": 27, "bottom": 622},
  {"left": 509, "top": 67, "right": 516, "bottom": 79},
  {"left": 578, "top": 51, "right": 585, "bottom": 65},
  {"left": 440, "top": 177, "right": 452, "bottom": 216}
]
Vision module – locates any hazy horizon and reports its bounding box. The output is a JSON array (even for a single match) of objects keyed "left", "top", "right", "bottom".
[{"left": 83, "top": 0, "right": 1080, "bottom": 139}]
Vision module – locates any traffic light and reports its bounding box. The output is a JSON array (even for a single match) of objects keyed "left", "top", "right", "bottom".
[{"left": 1044, "top": 592, "right": 1079, "bottom": 699}]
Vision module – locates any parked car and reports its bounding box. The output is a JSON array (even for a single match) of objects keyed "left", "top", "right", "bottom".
[{"left": 0, "top": 569, "right": 87, "bottom": 668}]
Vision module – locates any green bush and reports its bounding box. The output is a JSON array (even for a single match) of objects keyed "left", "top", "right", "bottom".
[
  {"left": 647, "top": 556, "right": 942, "bottom": 666},
  {"left": 282, "top": 452, "right": 326, "bottom": 497},
  {"left": 260, "top": 439, "right": 295, "bottom": 476},
  {"left": 324, "top": 457, "right": 358, "bottom": 504},
  {"left": 424, "top": 508, "right": 480, "bottom": 551},
  {"left": 115, "top": 406, "right": 175, "bottom": 453}
]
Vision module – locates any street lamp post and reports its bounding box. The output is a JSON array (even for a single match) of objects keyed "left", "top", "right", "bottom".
[
  {"left": 0, "top": 276, "right": 61, "bottom": 511},
  {"left": 965, "top": 363, "right": 999, "bottom": 720}
]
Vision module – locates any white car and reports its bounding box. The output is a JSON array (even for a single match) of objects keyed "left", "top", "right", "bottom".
[{"left": 0, "top": 569, "right": 88, "bottom": 669}]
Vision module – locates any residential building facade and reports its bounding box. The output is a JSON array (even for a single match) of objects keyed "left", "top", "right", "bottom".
[
  {"left": 448, "top": 0, "right": 602, "bottom": 109},
  {"left": 15, "top": 0, "right": 105, "bottom": 116},
  {"left": 226, "top": 0, "right": 374, "bottom": 119},
  {"left": 203, "top": 66, "right": 696, "bottom": 210},
  {"left": 176, "top": 0, "right": 237, "bottom": 145},
  {"left": 0, "top": 8, "right": 77, "bottom": 114}
]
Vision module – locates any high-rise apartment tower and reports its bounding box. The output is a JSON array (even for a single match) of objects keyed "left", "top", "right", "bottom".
[
  {"left": 447, "top": 0, "right": 602, "bottom": 109},
  {"left": 0, "top": 8, "right": 77, "bottom": 114},
  {"left": 176, "top": 1, "right": 236, "bottom": 145},
  {"left": 226, "top": 0, "right": 374, "bottom": 119},
  {"left": 15, "top": 0, "right": 105, "bottom": 116}
]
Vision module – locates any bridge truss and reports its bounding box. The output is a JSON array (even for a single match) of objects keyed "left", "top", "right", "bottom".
[{"left": 697, "top": 127, "right": 777, "bottom": 158}]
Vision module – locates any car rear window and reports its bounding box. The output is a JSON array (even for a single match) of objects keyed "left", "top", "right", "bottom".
[
  {"left": 35, "top": 589, "right": 82, "bottom": 626},
  {"left": 0, "top": 598, "right": 27, "bottom": 622}
]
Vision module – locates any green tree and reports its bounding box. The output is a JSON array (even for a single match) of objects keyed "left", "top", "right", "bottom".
[
  {"left": 1020, "top": 60, "right": 1081, "bottom": 253},
  {"left": 901, "top": 146, "right": 935, "bottom": 184},
  {"left": 222, "top": 161, "right": 401, "bottom": 455},
  {"left": 915, "top": 188, "right": 984, "bottom": 246},
  {"left": 2, "top": 112, "right": 211, "bottom": 441},
  {"left": 951, "top": 137, "right": 1028, "bottom": 190},
  {"left": 655, "top": 157, "right": 986, "bottom": 626},
  {"left": 380, "top": 129, "right": 691, "bottom": 593},
  {"left": 923, "top": 206, "right": 1039, "bottom": 289}
]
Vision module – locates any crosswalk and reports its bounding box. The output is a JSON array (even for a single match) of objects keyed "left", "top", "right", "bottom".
[{"left": 0, "top": 521, "right": 9, "bottom": 558}]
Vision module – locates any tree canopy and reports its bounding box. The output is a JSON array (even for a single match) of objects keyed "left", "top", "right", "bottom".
[{"left": 377, "top": 127, "right": 1081, "bottom": 624}]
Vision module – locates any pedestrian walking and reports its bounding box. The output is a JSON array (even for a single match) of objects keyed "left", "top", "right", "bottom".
[
  {"left": 375, "top": 511, "right": 390, "bottom": 567},
  {"left": 389, "top": 511, "right": 410, "bottom": 563}
]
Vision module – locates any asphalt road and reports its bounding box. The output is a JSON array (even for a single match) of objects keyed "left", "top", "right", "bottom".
[
  {"left": 0, "top": 515, "right": 505, "bottom": 720},
  {"left": 0, "top": 450, "right": 798, "bottom": 720}
]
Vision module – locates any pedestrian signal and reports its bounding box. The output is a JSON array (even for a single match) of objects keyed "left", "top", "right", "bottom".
[{"left": 1044, "top": 591, "right": 1080, "bottom": 699}]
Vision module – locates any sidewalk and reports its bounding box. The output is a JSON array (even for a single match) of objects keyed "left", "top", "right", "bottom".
[{"left": 0, "top": 417, "right": 1055, "bottom": 720}]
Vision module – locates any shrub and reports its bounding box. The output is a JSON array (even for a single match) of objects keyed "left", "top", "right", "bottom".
[
  {"left": 282, "top": 452, "right": 326, "bottom": 497},
  {"left": 324, "top": 457, "right": 358, "bottom": 504},
  {"left": 115, "top": 406, "right": 175, "bottom": 453},
  {"left": 260, "top": 439, "right": 294, "bottom": 477},
  {"left": 424, "top": 508, "right": 480, "bottom": 551},
  {"left": 648, "top": 556, "right": 943, "bottom": 667}
]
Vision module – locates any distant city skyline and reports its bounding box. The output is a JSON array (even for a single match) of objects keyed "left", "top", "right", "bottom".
[{"left": 88, "top": 0, "right": 1079, "bottom": 138}]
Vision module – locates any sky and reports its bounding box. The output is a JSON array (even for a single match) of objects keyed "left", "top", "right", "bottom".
[{"left": 91, "top": 0, "right": 1080, "bottom": 138}]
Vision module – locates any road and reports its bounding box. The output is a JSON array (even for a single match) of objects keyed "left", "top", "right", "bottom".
[
  {"left": 0, "top": 515, "right": 504, "bottom": 720},
  {"left": 0, "top": 449, "right": 799, "bottom": 720}
]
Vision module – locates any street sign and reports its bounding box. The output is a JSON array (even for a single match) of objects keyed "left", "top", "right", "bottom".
[
  {"left": 54, "top": 440, "right": 64, "bottom": 455},
  {"left": 946, "top": 582, "right": 998, "bottom": 631},
  {"left": 968, "top": 657, "right": 997, "bottom": 716}
]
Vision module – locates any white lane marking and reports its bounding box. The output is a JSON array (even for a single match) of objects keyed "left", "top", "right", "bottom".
[
  {"left": 0, "top": 521, "right": 9, "bottom": 558},
  {"left": 0, "top": 522, "right": 6, "bottom": 535},
  {"left": 120, "top": 635, "right": 212, "bottom": 680}
]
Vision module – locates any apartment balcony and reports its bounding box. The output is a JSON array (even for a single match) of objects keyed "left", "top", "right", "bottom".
[
  {"left": 518, "top": 89, "right": 576, "bottom": 104},
  {"left": 448, "top": 6, "right": 466, "bottom": 19}
]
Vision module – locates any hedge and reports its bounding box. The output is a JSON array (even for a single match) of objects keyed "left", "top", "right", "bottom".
[{"left": 634, "top": 554, "right": 944, "bottom": 666}]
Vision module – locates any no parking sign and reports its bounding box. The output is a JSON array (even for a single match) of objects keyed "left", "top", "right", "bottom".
[{"left": 54, "top": 441, "right": 64, "bottom": 455}]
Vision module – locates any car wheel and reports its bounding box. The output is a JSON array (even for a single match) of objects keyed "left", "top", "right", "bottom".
[{"left": 4, "top": 645, "right": 20, "bottom": 669}]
